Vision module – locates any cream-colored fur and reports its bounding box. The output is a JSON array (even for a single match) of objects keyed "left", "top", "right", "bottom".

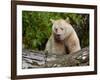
[{"left": 45, "top": 19, "right": 81, "bottom": 54}]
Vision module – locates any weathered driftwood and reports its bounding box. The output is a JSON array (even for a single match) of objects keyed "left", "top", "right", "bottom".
[{"left": 22, "top": 47, "right": 89, "bottom": 69}]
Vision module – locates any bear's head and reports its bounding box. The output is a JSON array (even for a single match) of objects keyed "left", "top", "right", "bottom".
[{"left": 50, "top": 19, "right": 72, "bottom": 41}]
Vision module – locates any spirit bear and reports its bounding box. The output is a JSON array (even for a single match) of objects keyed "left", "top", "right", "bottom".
[{"left": 45, "top": 19, "right": 81, "bottom": 54}]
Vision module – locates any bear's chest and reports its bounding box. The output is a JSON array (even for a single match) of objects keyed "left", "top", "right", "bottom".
[{"left": 52, "top": 42, "right": 66, "bottom": 54}]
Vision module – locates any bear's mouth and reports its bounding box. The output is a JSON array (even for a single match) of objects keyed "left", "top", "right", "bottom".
[{"left": 54, "top": 35, "right": 62, "bottom": 41}]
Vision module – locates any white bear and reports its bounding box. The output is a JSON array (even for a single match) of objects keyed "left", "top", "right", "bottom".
[{"left": 45, "top": 19, "right": 81, "bottom": 54}]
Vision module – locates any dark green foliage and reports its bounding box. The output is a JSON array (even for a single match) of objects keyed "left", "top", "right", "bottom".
[{"left": 22, "top": 11, "right": 89, "bottom": 50}]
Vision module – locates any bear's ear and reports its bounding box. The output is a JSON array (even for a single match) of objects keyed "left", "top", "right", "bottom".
[
  {"left": 50, "top": 19, "right": 55, "bottom": 23},
  {"left": 65, "top": 17, "right": 70, "bottom": 23}
]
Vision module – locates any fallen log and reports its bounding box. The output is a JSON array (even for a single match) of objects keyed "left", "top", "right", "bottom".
[{"left": 22, "top": 47, "right": 89, "bottom": 69}]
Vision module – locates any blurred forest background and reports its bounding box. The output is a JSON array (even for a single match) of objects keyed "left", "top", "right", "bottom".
[{"left": 22, "top": 11, "right": 89, "bottom": 51}]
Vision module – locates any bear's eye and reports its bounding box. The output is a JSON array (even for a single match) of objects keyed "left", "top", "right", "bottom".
[
  {"left": 55, "top": 28, "right": 57, "bottom": 32},
  {"left": 60, "top": 28, "right": 63, "bottom": 30}
]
